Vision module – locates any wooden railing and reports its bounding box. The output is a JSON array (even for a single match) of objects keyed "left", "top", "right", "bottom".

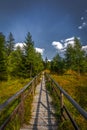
[
  {"left": 0, "top": 73, "right": 41, "bottom": 130},
  {"left": 45, "top": 73, "right": 87, "bottom": 130}
]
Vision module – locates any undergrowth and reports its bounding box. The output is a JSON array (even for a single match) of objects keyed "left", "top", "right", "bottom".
[
  {"left": 0, "top": 78, "right": 33, "bottom": 130},
  {"left": 50, "top": 70, "right": 87, "bottom": 130},
  {"left": 0, "top": 78, "right": 31, "bottom": 104},
  {"left": 4, "top": 94, "right": 33, "bottom": 130},
  {"left": 45, "top": 81, "right": 61, "bottom": 126}
]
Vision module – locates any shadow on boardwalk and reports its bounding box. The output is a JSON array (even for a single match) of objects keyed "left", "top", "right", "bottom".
[
  {"left": 31, "top": 76, "right": 58, "bottom": 130},
  {"left": 21, "top": 75, "right": 58, "bottom": 130}
]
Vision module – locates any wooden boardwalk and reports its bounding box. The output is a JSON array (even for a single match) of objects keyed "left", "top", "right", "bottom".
[{"left": 20, "top": 75, "right": 58, "bottom": 130}]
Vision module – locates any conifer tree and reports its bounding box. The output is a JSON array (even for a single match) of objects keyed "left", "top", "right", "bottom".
[
  {"left": 65, "top": 37, "right": 86, "bottom": 73},
  {"left": 7, "top": 32, "right": 15, "bottom": 56},
  {"left": 0, "top": 32, "right": 7, "bottom": 80}
]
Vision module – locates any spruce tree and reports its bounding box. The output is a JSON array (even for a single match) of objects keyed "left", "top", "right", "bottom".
[
  {"left": 0, "top": 32, "right": 7, "bottom": 80},
  {"left": 65, "top": 37, "right": 86, "bottom": 73},
  {"left": 7, "top": 32, "right": 15, "bottom": 56}
]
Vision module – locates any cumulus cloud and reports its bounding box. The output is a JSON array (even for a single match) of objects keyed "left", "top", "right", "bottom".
[
  {"left": 52, "top": 37, "right": 75, "bottom": 51},
  {"left": 64, "top": 37, "right": 75, "bottom": 48},
  {"left": 15, "top": 43, "right": 45, "bottom": 55},
  {"left": 35, "top": 47, "right": 45, "bottom": 55},
  {"left": 64, "top": 37, "right": 74, "bottom": 42},
  {"left": 52, "top": 41, "right": 63, "bottom": 50},
  {"left": 52, "top": 37, "right": 81, "bottom": 57},
  {"left": 15, "top": 42, "right": 25, "bottom": 48},
  {"left": 82, "top": 45, "right": 87, "bottom": 54}
]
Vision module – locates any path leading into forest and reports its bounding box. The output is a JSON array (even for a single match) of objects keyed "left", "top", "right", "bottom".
[{"left": 20, "top": 75, "right": 58, "bottom": 130}]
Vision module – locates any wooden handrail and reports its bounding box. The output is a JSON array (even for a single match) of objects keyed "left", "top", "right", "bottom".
[
  {"left": 45, "top": 73, "right": 87, "bottom": 130},
  {"left": 0, "top": 73, "right": 41, "bottom": 130},
  {"left": 45, "top": 73, "right": 87, "bottom": 119}
]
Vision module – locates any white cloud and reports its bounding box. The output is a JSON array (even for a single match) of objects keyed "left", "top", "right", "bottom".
[
  {"left": 35, "top": 47, "right": 45, "bottom": 55},
  {"left": 15, "top": 42, "right": 25, "bottom": 48},
  {"left": 78, "top": 13, "right": 87, "bottom": 30},
  {"left": 64, "top": 37, "right": 74, "bottom": 42},
  {"left": 15, "top": 43, "right": 45, "bottom": 55},
  {"left": 64, "top": 40, "right": 74, "bottom": 48},
  {"left": 78, "top": 26, "right": 83, "bottom": 29},
  {"left": 52, "top": 41, "right": 63, "bottom": 50},
  {"left": 81, "top": 17, "right": 84, "bottom": 20},
  {"left": 82, "top": 45, "right": 87, "bottom": 54},
  {"left": 52, "top": 37, "right": 82, "bottom": 57},
  {"left": 82, "top": 22, "right": 87, "bottom": 27},
  {"left": 64, "top": 37, "right": 75, "bottom": 48},
  {"left": 52, "top": 37, "right": 80, "bottom": 51}
]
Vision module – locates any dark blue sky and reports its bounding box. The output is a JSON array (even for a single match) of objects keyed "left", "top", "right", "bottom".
[{"left": 0, "top": 0, "right": 87, "bottom": 59}]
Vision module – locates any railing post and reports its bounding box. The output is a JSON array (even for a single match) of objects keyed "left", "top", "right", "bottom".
[
  {"left": 18, "top": 92, "right": 25, "bottom": 125},
  {"left": 60, "top": 91, "right": 64, "bottom": 116},
  {"left": 35, "top": 76, "right": 37, "bottom": 87},
  {"left": 32, "top": 80, "right": 34, "bottom": 96}
]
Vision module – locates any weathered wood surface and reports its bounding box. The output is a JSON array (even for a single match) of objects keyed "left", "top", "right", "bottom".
[{"left": 20, "top": 75, "right": 58, "bottom": 130}]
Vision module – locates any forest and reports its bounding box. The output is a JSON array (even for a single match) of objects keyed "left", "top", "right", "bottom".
[
  {"left": 0, "top": 32, "right": 44, "bottom": 81},
  {"left": 0, "top": 31, "right": 87, "bottom": 81},
  {"left": 0, "top": 32, "right": 87, "bottom": 129}
]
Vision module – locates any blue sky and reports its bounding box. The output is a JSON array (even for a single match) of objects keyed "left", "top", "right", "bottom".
[{"left": 0, "top": 0, "right": 87, "bottom": 60}]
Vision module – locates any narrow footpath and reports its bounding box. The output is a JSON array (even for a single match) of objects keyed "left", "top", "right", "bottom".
[{"left": 20, "top": 74, "right": 58, "bottom": 130}]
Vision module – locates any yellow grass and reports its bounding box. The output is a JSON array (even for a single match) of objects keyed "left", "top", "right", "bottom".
[
  {"left": 0, "top": 78, "right": 30, "bottom": 104},
  {"left": 50, "top": 71, "right": 87, "bottom": 130}
]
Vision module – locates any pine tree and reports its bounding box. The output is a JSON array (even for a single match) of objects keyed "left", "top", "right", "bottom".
[
  {"left": 23, "top": 32, "right": 35, "bottom": 77},
  {"left": 24, "top": 32, "right": 44, "bottom": 77},
  {"left": 51, "top": 54, "right": 65, "bottom": 74},
  {"left": 0, "top": 32, "right": 7, "bottom": 80},
  {"left": 7, "top": 46, "right": 24, "bottom": 79},
  {"left": 65, "top": 37, "right": 86, "bottom": 73},
  {"left": 7, "top": 32, "right": 15, "bottom": 56}
]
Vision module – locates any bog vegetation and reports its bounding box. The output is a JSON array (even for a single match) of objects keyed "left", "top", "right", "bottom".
[{"left": 0, "top": 32, "right": 87, "bottom": 129}]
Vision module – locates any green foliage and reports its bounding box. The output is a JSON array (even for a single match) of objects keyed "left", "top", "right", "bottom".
[
  {"left": 0, "top": 32, "right": 7, "bottom": 80},
  {"left": 6, "top": 32, "right": 15, "bottom": 56},
  {"left": 5, "top": 114, "right": 21, "bottom": 130},
  {"left": 65, "top": 37, "right": 87, "bottom": 73},
  {"left": 45, "top": 81, "right": 61, "bottom": 128},
  {"left": 51, "top": 37, "right": 87, "bottom": 75},
  {"left": 51, "top": 72, "right": 87, "bottom": 129},
  {"left": 7, "top": 47, "right": 24, "bottom": 78},
  {"left": 23, "top": 32, "right": 44, "bottom": 78},
  {"left": 0, "top": 78, "right": 30, "bottom": 104},
  {"left": 50, "top": 54, "right": 65, "bottom": 74},
  {"left": 23, "top": 95, "right": 33, "bottom": 124},
  {"left": 0, "top": 31, "right": 44, "bottom": 80},
  {"left": 0, "top": 78, "right": 32, "bottom": 129}
]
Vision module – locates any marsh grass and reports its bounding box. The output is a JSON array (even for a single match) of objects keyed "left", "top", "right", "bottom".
[
  {"left": 0, "top": 78, "right": 30, "bottom": 104},
  {"left": 50, "top": 71, "right": 87, "bottom": 130},
  {"left": 46, "top": 82, "right": 61, "bottom": 121},
  {"left": 0, "top": 78, "right": 33, "bottom": 130}
]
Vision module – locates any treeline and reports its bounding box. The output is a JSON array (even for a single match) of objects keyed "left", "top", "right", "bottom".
[
  {"left": 0, "top": 32, "right": 44, "bottom": 80},
  {"left": 50, "top": 38, "right": 87, "bottom": 74}
]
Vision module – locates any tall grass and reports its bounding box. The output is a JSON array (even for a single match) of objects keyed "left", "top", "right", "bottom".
[
  {"left": 0, "top": 78, "right": 33, "bottom": 130},
  {"left": 50, "top": 70, "right": 87, "bottom": 130},
  {"left": 0, "top": 78, "right": 30, "bottom": 104}
]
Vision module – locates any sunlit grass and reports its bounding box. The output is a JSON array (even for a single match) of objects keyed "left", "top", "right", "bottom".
[
  {"left": 0, "top": 78, "right": 34, "bottom": 130},
  {"left": 0, "top": 78, "right": 30, "bottom": 104},
  {"left": 50, "top": 70, "right": 87, "bottom": 130},
  {"left": 51, "top": 70, "right": 87, "bottom": 110}
]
